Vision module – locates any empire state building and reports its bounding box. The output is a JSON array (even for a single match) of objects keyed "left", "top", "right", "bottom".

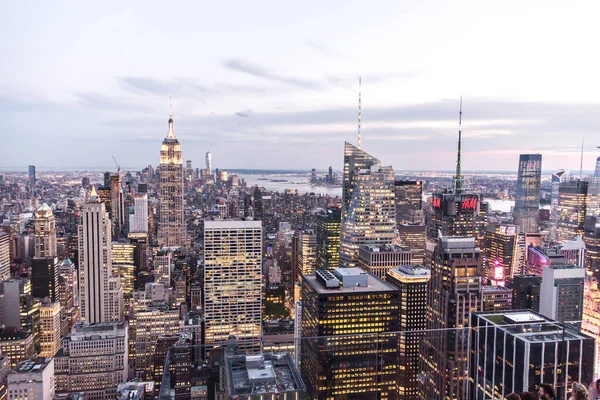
[{"left": 158, "top": 105, "right": 186, "bottom": 247}]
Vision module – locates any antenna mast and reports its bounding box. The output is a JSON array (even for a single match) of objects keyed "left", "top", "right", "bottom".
[
  {"left": 358, "top": 77, "right": 362, "bottom": 149},
  {"left": 455, "top": 96, "right": 463, "bottom": 193}
]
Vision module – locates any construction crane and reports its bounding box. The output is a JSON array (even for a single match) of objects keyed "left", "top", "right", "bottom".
[{"left": 112, "top": 155, "right": 121, "bottom": 176}]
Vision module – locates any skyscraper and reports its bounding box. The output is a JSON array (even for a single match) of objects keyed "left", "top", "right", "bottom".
[
  {"left": 386, "top": 265, "right": 430, "bottom": 400},
  {"left": 513, "top": 154, "right": 542, "bottom": 233},
  {"left": 557, "top": 180, "right": 588, "bottom": 242},
  {"left": 301, "top": 268, "right": 399, "bottom": 400},
  {"left": 28, "top": 165, "right": 35, "bottom": 186},
  {"left": 203, "top": 219, "right": 262, "bottom": 354},
  {"left": 594, "top": 157, "right": 600, "bottom": 185},
  {"left": 394, "top": 180, "right": 423, "bottom": 223},
  {"left": 340, "top": 142, "right": 397, "bottom": 267},
  {"left": 111, "top": 239, "right": 135, "bottom": 310},
  {"left": 129, "top": 193, "right": 148, "bottom": 233},
  {"left": 470, "top": 311, "right": 594, "bottom": 399},
  {"left": 205, "top": 150, "right": 212, "bottom": 174},
  {"left": 110, "top": 173, "right": 125, "bottom": 238},
  {"left": 539, "top": 264, "right": 585, "bottom": 322},
  {"left": 483, "top": 223, "right": 520, "bottom": 285},
  {"left": 31, "top": 257, "right": 58, "bottom": 301},
  {"left": 39, "top": 301, "right": 61, "bottom": 358},
  {"left": 158, "top": 105, "right": 186, "bottom": 247},
  {"left": 420, "top": 235, "right": 483, "bottom": 400},
  {"left": 78, "top": 186, "right": 123, "bottom": 323},
  {"left": 582, "top": 276, "right": 600, "bottom": 380},
  {"left": 358, "top": 244, "right": 413, "bottom": 280},
  {"left": 0, "top": 232, "right": 8, "bottom": 281},
  {"left": 316, "top": 206, "right": 341, "bottom": 271},
  {"left": 34, "top": 203, "right": 56, "bottom": 258},
  {"left": 507, "top": 274, "right": 542, "bottom": 311}
]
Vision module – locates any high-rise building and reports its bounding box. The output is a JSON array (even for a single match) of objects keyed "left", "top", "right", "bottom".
[
  {"left": 0, "top": 280, "right": 41, "bottom": 342},
  {"left": 111, "top": 240, "right": 136, "bottom": 310},
  {"left": 0, "top": 232, "right": 10, "bottom": 281},
  {"left": 316, "top": 206, "right": 341, "bottom": 271},
  {"left": 110, "top": 174, "right": 125, "bottom": 238},
  {"left": 158, "top": 106, "right": 186, "bottom": 247},
  {"left": 0, "top": 331, "right": 35, "bottom": 368},
  {"left": 507, "top": 274, "right": 542, "bottom": 311},
  {"left": 340, "top": 142, "right": 397, "bottom": 267},
  {"left": 480, "top": 285, "right": 513, "bottom": 311},
  {"left": 420, "top": 235, "right": 483, "bottom": 400},
  {"left": 513, "top": 154, "right": 542, "bottom": 233},
  {"left": 129, "top": 193, "right": 148, "bottom": 233},
  {"left": 429, "top": 191, "right": 483, "bottom": 242},
  {"left": 54, "top": 321, "right": 129, "bottom": 399},
  {"left": 39, "top": 301, "right": 61, "bottom": 358},
  {"left": 205, "top": 150, "right": 212, "bottom": 174},
  {"left": 557, "top": 180, "right": 588, "bottom": 242},
  {"left": 386, "top": 265, "right": 430, "bottom": 400},
  {"left": 129, "top": 304, "right": 179, "bottom": 380},
  {"left": 584, "top": 216, "right": 600, "bottom": 281},
  {"left": 358, "top": 244, "right": 413, "bottom": 280},
  {"left": 153, "top": 252, "right": 172, "bottom": 288},
  {"left": 470, "top": 311, "right": 594, "bottom": 399},
  {"left": 394, "top": 180, "right": 423, "bottom": 223},
  {"left": 28, "top": 165, "right": 35, "bottom": 186},
  {"left": 31, "top": 257, "right": 59, "bottom": 301},
  {"left": 540, "top": 264, "right": 585, "bottom": 322},
  {"left": 483, "top": 223, "right": 519, "bottom": 285},
  {"left": 397, "top": 224, "right": 426, "bottom": 265},
  {"left": 34, "top": 203, "right": 57, "bottom": 258},
  {"left": 301, "top": 268, "right": 399, "bottom": 400},
  {"left": 582, "top": 276, "right": 600, "bottom": 380},
  {"left": 204, "top": 219, "right": 262, "bottom": 354},
  {"left": 78, "top": 187, "right": 123, "bottom": 323},
  {"left": 292, "top": 230, "right": 316, "bottom": 302},
  {"left": 594, "top": 157, "right": 600, "bottom": 185}
]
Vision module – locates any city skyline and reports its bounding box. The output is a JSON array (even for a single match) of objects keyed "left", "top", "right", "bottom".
[{"left": 3, "top": 2, "right": 600, "bottom": 172}]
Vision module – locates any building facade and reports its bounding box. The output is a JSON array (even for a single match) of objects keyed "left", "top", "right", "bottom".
[
  {"left": 203, "top": 219, "right": 262, "bottom": 355},
  {"left": 540, "top": 264, "right": 585, "bottom": 322},
  {"left": 7, "top": 359, "right": 54, "bottom": 400},
  {"left": 557, "top": 180, "right": 588, "bottom": 242},
  {"left": 513, "top": 154, "right": 542, "bottom": 233},
  {"left": 34, "top": 203, "right": 57, "bottom": 258},
  {"left": 315, "top": 206, "right": 341, "bottom": 271},
  {"left": 358, "top": 244, "right": 413, "bottom": 280},
  {"left": 157, "top": 109, "right": 186, "bottom": 247}
]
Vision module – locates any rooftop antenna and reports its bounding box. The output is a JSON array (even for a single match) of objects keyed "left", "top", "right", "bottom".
[
  {"left": 579, "top": 137, "right": 584, "bottom": 180},
  {"left": 454, "top": 96, "right": 463, "bottom": 193},
  {"left": 169, "top": 96, "right": 173, "bottom": 119},
  {"left": 357, "top": 77, "right": 362, "bottom": 149}
]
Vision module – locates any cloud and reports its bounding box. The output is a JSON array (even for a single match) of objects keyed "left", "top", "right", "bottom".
[
  {"left": 120, "top": 76, "right": 214, "bottom": 96},
  {"left": 305, "top": 40, "right": 350, "bottom": 59},
  {"left": 236, "top": 109, "right": 254, "bottom": 118},
  {"left": 223, "top": 58, "right": 318, "bottom": 88}
]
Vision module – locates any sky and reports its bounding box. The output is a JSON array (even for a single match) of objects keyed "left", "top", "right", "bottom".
[{"left": 2, "top": 1, "right": 600, "bottom": 173}]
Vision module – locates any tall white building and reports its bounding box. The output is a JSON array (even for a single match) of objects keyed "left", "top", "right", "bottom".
[
  {"left": 540, "top": 264, "right": 585, "bottom": 322},
  {"left": 7, "top": 359, "right": 55, "bottom": 400},
  {"left": 0, "top": 232, "right": 10, "bottom": 281},
  {"left": 78, "top": 187, "right": 123, "bottom": 323},
  {"left": 204, "top": 219, "right": 262, "bottom": 354},
  {"left": 39, "top": 301, "right": 61, "bottom": 358},
  {"left": 54, "top": 322, "right": 128, "bottom": 399},
  {"left": 34, "top": 203, "right": 57, "bottom": 258},
  {"left": 129, "top": 193, "right": 148, "bottom": 233}
]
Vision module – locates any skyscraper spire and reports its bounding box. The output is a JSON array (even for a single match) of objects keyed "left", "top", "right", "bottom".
[
  {"left": 167, "top": 97, "right": 175, "bottom": 138},
  {"left": 454, "top": 96, "right": 463, "bottom": 193},
  {"left": 358, "top": 77, "right": 362, "bottom": 149}
]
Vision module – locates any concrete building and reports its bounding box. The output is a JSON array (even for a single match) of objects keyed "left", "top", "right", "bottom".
[
  {"left": 54, "top": 322, "right": 128, "bottom": 399},
  {"left": 470, "top": 311, "right": 594, "bottom": 400},
  {"left": 204, "top": 219, "right": 262, "bottom": 355},
  {"left": 78, "top": 188, "right": 123, "bottom": 323},
  {"left": 0, "top": 232, "right": 10, "bottom": 282},
  {"left": 39, "top": 301, "right": 61, "bottom": 358},
  {"left": 0, "top": 331, "right": 35, "bottom": 368},
  {"left": 129, "top": 193, "right": 148, "bottom": 233},
  {"left": 7, "top": 359, "right": 55, "bottom": 400},
  {"left": 112, "top": 239, "right": 136, "bottom": 310},
  {"left": 540, "top": 264, "right": 585, "bottom": 322},
  {"left": 358, "top": 244, "right": 413, "bottom": 280},
  {"left": 34, "top": 203, "right": 57, "bottom": 258}
]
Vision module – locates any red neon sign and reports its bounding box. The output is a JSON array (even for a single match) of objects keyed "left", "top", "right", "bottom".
[
  {"left": 432, "top": 197, "right": 441, "bottom": 208},
  {"left": 461, "top": 198, "right": 477, "bottom": 210}
]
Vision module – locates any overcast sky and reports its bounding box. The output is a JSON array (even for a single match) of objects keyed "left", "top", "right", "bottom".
[{"left": 2, "top": 1, "right": 600, "bottom": 172}]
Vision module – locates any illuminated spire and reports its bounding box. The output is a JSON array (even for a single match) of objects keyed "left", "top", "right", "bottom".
[
  {"left": 90, "top": 185, "right": 98, "bottom": 201},
  {"left": 358, "top": 77, "right": 362, "bottom": 149},
  {"left": 167, "top": 97, "right": 175, "bottom": 138},
  {"left": 454, "top": 96, "right": 463, "bottom": 193}
]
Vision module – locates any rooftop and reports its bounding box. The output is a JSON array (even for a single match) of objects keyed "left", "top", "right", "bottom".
[
  {"left": 225, "top": 352, "right": 305, "bottom": 396},
  {"left": 14, "top": 359, "right": 51, "bottom": 374},
  {"left": 361, "top": 244, "right": 409, "bottom": 253},
  {"left": 305, "top": 269, "right": 396, "bottom": 294}
]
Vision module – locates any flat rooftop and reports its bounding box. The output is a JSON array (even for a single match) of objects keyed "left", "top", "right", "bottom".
[
  {"left": 225, "top": 352, "right": 305, "bottom": 396},
  {"left": 304, "top": 271, "right": 397, "bottom": 294}
]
